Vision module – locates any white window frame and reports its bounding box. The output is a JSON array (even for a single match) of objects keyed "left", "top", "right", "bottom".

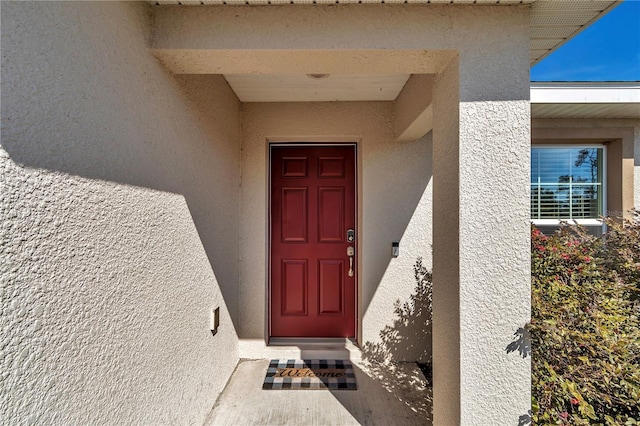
[{"left": 531, "top": 144, "right": 607, "bottom": 229}]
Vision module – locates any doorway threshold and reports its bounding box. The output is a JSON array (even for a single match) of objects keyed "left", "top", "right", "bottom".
[
  {"left": 239, "top": 338, "right": 362, "bottom": 361},
  {"left": 269, "top": 337, "right": 356, "bottom": 346}
]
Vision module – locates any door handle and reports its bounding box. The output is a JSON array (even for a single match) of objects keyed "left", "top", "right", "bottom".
[{"left": 347, "top": 246, "right": 354, "bottom": 277}]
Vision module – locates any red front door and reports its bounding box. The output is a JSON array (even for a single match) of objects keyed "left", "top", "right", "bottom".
[{"left": 270, "top": 145, "right": 356, "bottom": 338}]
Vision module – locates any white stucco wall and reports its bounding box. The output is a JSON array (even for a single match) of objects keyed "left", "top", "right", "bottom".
[
  {"left": 240, "top": 102, "right": 433, "bottom": 362},
  {"left": 428, "top": 13, "right": 532, "bottom": 426},
  {"left": 1, "top": 2, "right": 241, "bottom": 424},
  {"left": 533, "top": 118, "right": 640, "bottom": 209},
  {"left": 456, "top": 99, "right": 532, "bottom": 426}
]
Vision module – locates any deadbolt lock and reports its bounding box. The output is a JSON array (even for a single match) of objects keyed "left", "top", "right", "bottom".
[{"left": 347, "top": 229, "right": 355, "bottom": 243}]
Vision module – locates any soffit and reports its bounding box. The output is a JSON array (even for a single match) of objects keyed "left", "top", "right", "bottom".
[
  {"left": 531, "top": 83, "right": 640, "bottom": 119},
  {"left": 154, "top": 0, "right": 531, "bottom": 4},
  {"left": 529, "top": 0, "right": 620, "bottom": 65},
  {"left": 532, "top": 103, "right": 640, "bottom": 119}
]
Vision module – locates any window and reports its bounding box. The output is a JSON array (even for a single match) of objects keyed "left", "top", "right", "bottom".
[{"left": 531, "top": 146, "right": 605, "bottom": 234}]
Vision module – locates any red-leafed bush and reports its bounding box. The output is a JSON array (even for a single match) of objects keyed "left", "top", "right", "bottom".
[{"left": 531, "top": 211, "right": 640, "bottom": 425}]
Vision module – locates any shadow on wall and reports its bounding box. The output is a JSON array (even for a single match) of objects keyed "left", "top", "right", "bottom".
[
  {"left": 0, "top": 2, "right": 243, "bottom": 329},
  {"left": 362, "top": 257, "right": 433, "bottom": 366},
  {"left": 362, "top": 134, "right": 432, "bottom": 313},
  {"left": 338, "top": 258, "right": 433, "bottom": 424},
  {"left": 506, "top": 326, "right": 531, "bottom": 359},
  {"left": 507, "top": 325, "right": 532, "bottom": 426}
]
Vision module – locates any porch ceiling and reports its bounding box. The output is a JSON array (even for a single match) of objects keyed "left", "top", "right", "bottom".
[{"left": 224, "top": 73, "right": 411, "bottom": 102}]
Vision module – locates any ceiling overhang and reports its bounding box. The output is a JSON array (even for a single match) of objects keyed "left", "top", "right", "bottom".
[
  {"left": 529, "top": 0, "right": 620, "bottom": 66},
  {"left": 150, "top": 0, "right": 621, "bottom": 66}
]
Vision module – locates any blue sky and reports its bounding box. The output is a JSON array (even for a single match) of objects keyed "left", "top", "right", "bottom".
[{"left": 531, "top": 0, "right": 640, "bottom": 82}]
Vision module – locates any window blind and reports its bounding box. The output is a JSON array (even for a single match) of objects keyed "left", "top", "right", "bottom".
[{"left": 531, "top": 147, "right": 603, "bottom": 220}]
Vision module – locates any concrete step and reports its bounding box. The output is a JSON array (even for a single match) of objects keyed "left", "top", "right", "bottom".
[{"left": 239, "top": 338, "right": 362, "bottom": 361}]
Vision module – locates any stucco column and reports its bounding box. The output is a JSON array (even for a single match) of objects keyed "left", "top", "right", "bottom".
[{"left": 432, "top": 56, "right": 531, "bottom": 425}]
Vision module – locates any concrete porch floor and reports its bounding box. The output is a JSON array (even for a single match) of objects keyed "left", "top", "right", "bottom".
[{"left": 204, "top": 358, "right": 432, "bottom": 426}]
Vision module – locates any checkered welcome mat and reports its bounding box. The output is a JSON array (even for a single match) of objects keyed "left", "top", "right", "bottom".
[{"left": 263, "top": 359, "right": 357, "bottom": 390}]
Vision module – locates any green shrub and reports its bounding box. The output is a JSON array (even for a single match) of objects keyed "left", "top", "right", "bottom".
[{"left": 531, "top": 212, "right": 640, "bottom": 425}]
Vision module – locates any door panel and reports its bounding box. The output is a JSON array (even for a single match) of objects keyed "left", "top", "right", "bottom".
[
  {"left": 318, "top": 187, "right": 344, "bottom": 242},
  {"left": 271, "top": 145, "right": 356, "bottom": 338},
  {"left": 281, "top": 188, "right": 308, "bottom": 243},
  {"left": 318, "top": 259, "right": 344, "bottom": 314},
  {"left": 281, "top": 259, "right": 307, "bottom": 315}
]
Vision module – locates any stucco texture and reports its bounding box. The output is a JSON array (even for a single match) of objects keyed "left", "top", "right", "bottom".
[
  {"left": 431, "top": 47, "right": 531, "bottom": 426},
  {"left": 458, "top": 99, "right": 532, "bottom": 425},
  {"left": 1, "top": 2, "right": 241, "bottom": 424}
]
